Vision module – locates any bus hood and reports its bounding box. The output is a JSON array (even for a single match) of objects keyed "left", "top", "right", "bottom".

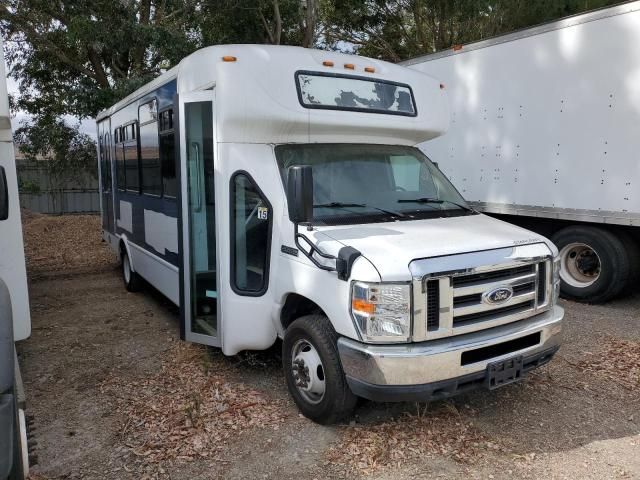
[{"left": 314, "top": 214, "right": 556, "bottom": 282}]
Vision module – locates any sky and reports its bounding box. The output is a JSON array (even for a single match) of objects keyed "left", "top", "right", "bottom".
[{"left": 6, "top": 73, "right": 97, "bottom": 139}]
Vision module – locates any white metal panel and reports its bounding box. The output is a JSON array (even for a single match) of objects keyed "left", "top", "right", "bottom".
[
  {"left": 409, "top": 5, "right": 640, "bottom": 224},
  {"left": 128, "top": 241, "right": 179, "bottom": 304},
  {"left": 116, "top": 200, "right": 133, "bottom": 232},
  {"left": 0, "top": 38, "right": 31, "bottom": 341},
  {"left": 143, "top": 209, "right": 178, "bottom": 255},
  {"left": 101, "top": 44, "right": 450, "bottom": 146}
]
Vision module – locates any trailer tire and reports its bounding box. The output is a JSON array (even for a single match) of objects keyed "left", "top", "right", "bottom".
[
  {"left": 552, "top": 226, "right": 630, "bottom": 303},
  {"left": 620, "top": 233, "right": 640, "bottom": 296},
  {"left": 283, "top": 315, "right": 357, "bottom": 425},
  {"left": 121, "top": 250, "right": 142, "bottom": 292}
]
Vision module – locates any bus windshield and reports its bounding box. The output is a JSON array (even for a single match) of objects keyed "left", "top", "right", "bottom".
[{"left": 275, "top": 144, "right": 473, "bottom": 225}]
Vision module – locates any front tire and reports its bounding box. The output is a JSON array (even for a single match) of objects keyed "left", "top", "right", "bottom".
[
  {"left": 121, "top": 250, "right": 142, "bottom": 292},
  {"left": 552, "top": 226, "right": 631, "bottom": 303},
  {"left": 283, "top": 315, "right": 356, "bottom": 425}
]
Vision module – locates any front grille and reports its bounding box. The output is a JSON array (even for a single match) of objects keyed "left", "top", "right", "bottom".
[
  {"left": 537, "top": 261, "right": 547, "bottom": 304},
  {"left": 417, "top": 258, "right": 552, "bottom": 340},
  {"left": 452, "top": 264, "right": 534, "bottom": 287},
  {"left": 454, "top": 300, "right": 534, "bottom": 326},
  {"left": 426, "top": 279, "right": 440, "bottom": 331}
]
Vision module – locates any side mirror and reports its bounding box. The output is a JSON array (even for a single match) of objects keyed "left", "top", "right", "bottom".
[{"left": 287, "top": 165, "right": 314, "bottom": 224}]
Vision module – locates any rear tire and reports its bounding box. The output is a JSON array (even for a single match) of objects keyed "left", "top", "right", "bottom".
[
  {"left": 282, "top": 315, "right": 357, "bottom": 425},
  {"left": 551, "top": 226, "right": 631, "bottom": 303},
  {"left": 121, "top": 250, "right": 142, "bottom": 292}
]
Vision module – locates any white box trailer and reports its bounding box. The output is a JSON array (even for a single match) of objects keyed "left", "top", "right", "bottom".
[
  {"left": 404, "top": 1, "right": 640, "bottom": 303},
  {"left": 0, "top": 36, "right": 31, "bottom": 479}
]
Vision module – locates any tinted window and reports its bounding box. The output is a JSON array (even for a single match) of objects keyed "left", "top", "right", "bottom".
[
  {"left": 115, "top": 129, "right": 125, "bottom": 190},
  {"left": 139, "top": 101, "right": 161, "bottom": 196},
  {"left": 231, "top": 173, "right": 271, "bottom": 294},
  {"left": 160, "top": 133, "right": 176, "bottom": 197},
  {"left": 124, "top": 125, "right": 139, "bottom": 192},
  {"left": 139, "top": 98, "right": 158, "bottom": 124},
  {"left": 159, "top": 109, "right": 177, "bottom": 198}
]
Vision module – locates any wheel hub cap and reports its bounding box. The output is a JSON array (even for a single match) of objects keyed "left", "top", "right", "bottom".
[
  {"left": 291, "top": 340, "right": 325, "bottom": 404},
  {"left": 559, "top": 243, "right": 601, "bottom": 288}
]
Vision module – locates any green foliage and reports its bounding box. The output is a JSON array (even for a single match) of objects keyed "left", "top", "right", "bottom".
[
  {"left": 322, "top": 0, "right": 622, "bottom": 61},
  {"left": 15, "top": 117, "right": 97, "bottom": 191},
  {"left": 0, "top": 0, "right": 319, "bottom": 119},
  {"left": 17, "top": 178, "right": 41, "bottom": 195},
  {"left": 0, "top": 0, "right": 623, "bottom": 120}
]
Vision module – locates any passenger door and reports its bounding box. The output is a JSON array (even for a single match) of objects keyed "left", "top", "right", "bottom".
[{"left": 178, "top": 90, "right": 221, "bottom": 347}]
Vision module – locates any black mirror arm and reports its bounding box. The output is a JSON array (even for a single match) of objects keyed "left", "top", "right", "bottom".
[
  {"left": 294, "top": 224, "right": 338, "bottom": 272},
  {"left": 293, "top": 224, "right": 362, "bottom": 280}
]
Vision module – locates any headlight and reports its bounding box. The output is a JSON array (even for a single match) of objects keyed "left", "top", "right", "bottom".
[
  {"left": 552, "top": 256, "right": 561, "bottom": 303},
  {"left": 351, "top": 282, "right": 411, "bottom": 343}
]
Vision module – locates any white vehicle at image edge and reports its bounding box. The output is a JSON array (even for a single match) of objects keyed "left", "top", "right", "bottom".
[
  {"left": 404, "top": 1, "right": 640, "bottom": 303},
  {"left": 1, "top": 37, "right": 31, "bottom": 479},
  {"left": 96, "top": 44, "right": 563, "bottom": 424}
]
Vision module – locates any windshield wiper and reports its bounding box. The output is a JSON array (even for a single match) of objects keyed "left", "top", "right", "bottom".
[
  {"left": 397, "top": 197, "right": 475, "bottom": 213},
  {"left": 314, "top": 202, "right": 407, "bottom": 218}
]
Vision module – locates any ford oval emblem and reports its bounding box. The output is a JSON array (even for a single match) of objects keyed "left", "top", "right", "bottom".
[{"left": 482, "top": 286, "right": 514, "bottom": 305}]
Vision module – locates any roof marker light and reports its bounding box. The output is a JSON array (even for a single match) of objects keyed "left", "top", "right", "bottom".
[
  {"left": 323, "top": 61, "right": 334, "bottom": 67},
  {"left": 452, "top": 45, "right": 463, "bottom": 51},
  {"left": 344, "top": 63, "right": 355, "bottom": 70},
  {"left": 364, "top": 66, "right": 375, "bottom": 73},
  {"left": 222, "top": 56, "right": 237, "bottom": 62}
]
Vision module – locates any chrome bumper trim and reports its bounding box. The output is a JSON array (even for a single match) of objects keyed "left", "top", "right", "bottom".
[{"left": 338, "top": 305, "right": 564, "bottom": 386}]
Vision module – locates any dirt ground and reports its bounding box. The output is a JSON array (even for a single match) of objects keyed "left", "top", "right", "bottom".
[{"left": 18, "top": 214, "right": 640, "bottom": 480}]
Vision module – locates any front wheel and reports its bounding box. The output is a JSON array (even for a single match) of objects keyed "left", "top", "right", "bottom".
[{"left": 282, "top": 315, "right": 357, "bottom": 425}]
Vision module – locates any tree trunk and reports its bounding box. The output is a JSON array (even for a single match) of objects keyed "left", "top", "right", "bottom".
[{"left": 300, "top": 0, "right": 317, "bottom": 48}]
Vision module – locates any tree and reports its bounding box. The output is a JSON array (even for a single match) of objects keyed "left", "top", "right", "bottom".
[
  {"left": 0, "top": 0, "right": 323, "bottom": 122},
  {"left": 323, "top": 0, "right": 622, "bottom": 61},
  {"left": 15, "top": 117, "right": 97, "bottom": 213},
  {"left": 0, "top": 0, "right": 201, "bottom": 119}
]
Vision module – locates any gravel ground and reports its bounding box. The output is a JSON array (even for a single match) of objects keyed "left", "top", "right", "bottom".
[{"left": 18, "top": 215, "right": 640, "bottom": 479}]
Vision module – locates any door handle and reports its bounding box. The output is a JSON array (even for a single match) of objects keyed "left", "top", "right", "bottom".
[
  {"left": 191, "top": 142, "right": 202, "bottom": 212},
  {"left": 0, "top": 166, "right": 8, "bottom": 221}
]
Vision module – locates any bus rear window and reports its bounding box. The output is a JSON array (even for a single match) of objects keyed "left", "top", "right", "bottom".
[{"left": 295, "top": 71, "right": 416, "bottom": 117}]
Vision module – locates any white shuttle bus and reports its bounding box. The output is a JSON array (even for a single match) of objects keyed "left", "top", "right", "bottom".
[
  {"left": 97, "top": 45, "right": 564, "bottom": 424},
  {"left": 1, "top": 37, "right": 31, "bottom": 479}
]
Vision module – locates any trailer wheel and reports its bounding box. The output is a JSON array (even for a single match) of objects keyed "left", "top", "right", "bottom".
[
  {"left": 121, "top": 250, "right": 142, "bottom": 292},
  {"left": 551, "top": 226, "right": 631, "bottom": 303},
  {"left": 283, "top": 315, "right": 356, "bottom": 425}
]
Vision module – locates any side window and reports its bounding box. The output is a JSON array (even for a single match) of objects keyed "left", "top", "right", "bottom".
[
  {"left": 115, "top": 128, "right": 126, "bottom": 190},
  {"left": 124, "top": 123, "right": 140, "bottom": 192},
  {"left": 231, "top": 172, "right": 272, "bottom": 295},
  {"left": 159, "top": 108, "right": 177, "bottom": 198},
  {"left": 139, "top": 100, "right": 161, "bottom": 196}
]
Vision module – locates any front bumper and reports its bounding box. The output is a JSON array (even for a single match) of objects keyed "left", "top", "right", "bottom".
[{"left": 338, "top": 305, "right": 563, "bottom": 402}]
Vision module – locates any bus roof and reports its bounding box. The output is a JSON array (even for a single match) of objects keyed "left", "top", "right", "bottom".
[{"left": 97, "top": 45, "right": 449, "bottom": 146}]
